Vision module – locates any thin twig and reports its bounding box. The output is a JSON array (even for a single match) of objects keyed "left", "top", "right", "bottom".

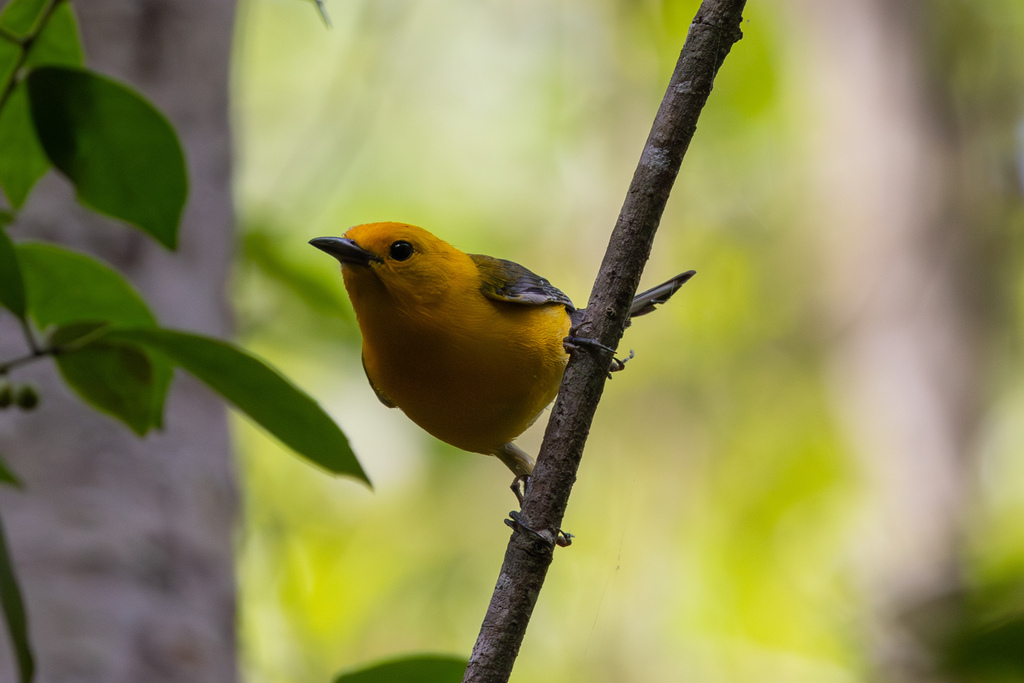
[
  {"left": 0, "top": 322, "right": 48, "bottom": 375},
  {"left": 0, "top": 350, "right": 45, "bottom": 376},
  {"left": 0, "top": 354, "right": 38, "bottom": 375},
  {"left": 0, "top": 321, "right": 115, "bottom": 374},
  {"left": 463, "top": 2, "right": 747, "bottom": 681}
]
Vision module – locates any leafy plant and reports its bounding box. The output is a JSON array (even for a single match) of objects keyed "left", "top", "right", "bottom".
[{"left": 0, "top": 2, "right": 368, "bottom": 681}]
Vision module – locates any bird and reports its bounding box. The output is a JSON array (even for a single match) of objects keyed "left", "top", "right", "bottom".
[{"left": 310, "top": 222, "right": 694, "bottom": 477}]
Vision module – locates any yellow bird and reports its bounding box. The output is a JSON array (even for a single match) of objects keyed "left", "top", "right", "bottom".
[{"left": 311, "top": 222, "right": 693, "bottom": 476}]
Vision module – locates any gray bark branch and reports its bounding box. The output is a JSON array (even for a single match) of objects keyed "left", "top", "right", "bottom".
[{"left": 463, "top": 2, "right": 747, "bottom": 681}]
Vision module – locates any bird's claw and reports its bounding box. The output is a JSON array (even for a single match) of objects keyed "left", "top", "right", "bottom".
[
  {"left": 608, "top": 349, "right": 634, "bottom": 375},
  {"left": 563, "top": 335, "right": 634, "bottom": 379},
  {"left": 505, "top": 510, "right": 574, "bottom": 548}
]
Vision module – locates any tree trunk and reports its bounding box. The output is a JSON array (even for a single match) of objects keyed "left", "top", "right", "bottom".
[
  {"left": 792, "top": 0, "right": 979, "bottom": 680},
  {"left": 0, "top": 1, "right": 238, "bottom": 681}
]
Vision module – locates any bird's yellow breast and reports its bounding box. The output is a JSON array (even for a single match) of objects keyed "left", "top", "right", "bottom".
[{"left": 342, "top": 250, "right": 571, "bottom": 454}]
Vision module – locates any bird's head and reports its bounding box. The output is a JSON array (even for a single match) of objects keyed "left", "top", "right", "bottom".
[{"left": 310, "top": 222, "right": 473, "bottom": 309}]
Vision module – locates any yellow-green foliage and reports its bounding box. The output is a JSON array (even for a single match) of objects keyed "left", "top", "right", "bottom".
[{"left": 231, "top": 1, "right": 1024, "bottom": 681}]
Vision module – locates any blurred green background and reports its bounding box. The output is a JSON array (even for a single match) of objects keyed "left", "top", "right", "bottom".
[{"left": 229, "top": 1, "right": 1024, "bottom": 681}]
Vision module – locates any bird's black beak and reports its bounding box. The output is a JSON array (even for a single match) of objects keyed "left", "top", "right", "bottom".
[{"left": 309, "top": 236, "right": 380, "bottom": 267}]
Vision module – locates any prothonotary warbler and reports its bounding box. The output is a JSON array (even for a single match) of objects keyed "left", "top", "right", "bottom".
[{"left": 311, "top": 223, "right": 694, "bottom": 477}]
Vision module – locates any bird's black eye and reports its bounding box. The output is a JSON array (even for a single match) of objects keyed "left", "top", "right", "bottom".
[{"left": 389, "top": 240, "right": 414, "bottom": 261}]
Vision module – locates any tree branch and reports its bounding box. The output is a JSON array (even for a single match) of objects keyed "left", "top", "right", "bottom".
[{"left": 463, "top": 2, "right": 747, "bottom": 681}]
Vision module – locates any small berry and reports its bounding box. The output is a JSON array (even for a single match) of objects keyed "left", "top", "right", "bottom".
[{"left": 14, "top": 385, "right": 39, "bottom": 411}]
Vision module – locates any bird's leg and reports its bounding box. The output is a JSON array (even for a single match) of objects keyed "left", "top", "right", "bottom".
[
  {"left": 494, "top": 442, "right": 535, "bottom": 479},
  {"left": 564, "top": 335, "right": 634, "bottom": 378}
]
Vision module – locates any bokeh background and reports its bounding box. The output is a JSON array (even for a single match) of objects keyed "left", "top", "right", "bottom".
[{"left": 228, "top": 1, "right": 1024, "bottom": 681}]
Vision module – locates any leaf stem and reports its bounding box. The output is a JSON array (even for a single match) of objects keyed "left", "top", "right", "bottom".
[
  {"left": 0, "top": 26, "right": 28, "bottom": 47},
  {"left": 17, "top": 318, "right": 39, "bottom": 355},
  {"left": 0, "top": 0, "right": 66, "bottom": 112}
]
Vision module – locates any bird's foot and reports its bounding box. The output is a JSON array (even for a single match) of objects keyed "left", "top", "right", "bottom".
[
  {"left": 563, "top": 335, "right": 616, "bottom": 356},
  {"left": 608, "top": 349, "right": 634, "bottom": 374},
  {"left": 563, "top": 335, "right": 634, "bottom": 378},
  {"left": 505, "top": 510, "right": 574, "bottom": 548}
]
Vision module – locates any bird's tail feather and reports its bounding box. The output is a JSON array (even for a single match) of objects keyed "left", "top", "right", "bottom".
[{"left": 629, "top": 270, "right": 696, "bottom": 318}]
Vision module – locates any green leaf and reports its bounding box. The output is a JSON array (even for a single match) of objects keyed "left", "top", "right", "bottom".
[
  {"left": 24, "top": 2, "right": 82, "bottom": 69},
  {"left": 333, "top": 655, "right": 469, "bottom": 683},
  {"left": 0, "top": 228, "right": 26, "bottom": 318},
  {"left": 26, "top": 66, "right": 186, "bottom": 249},
  {"left": 945, "top": 612, "right": 1024, "bottom": 679},
  {"left": 55, "top": 343, "right": 160, "bottom": 435},
  {"left": 0, "top": 0, "right": 47, "bottom": 38},
  {"left": 17, "top": 246, "right": 172, "bottom": 431},
  {"left": 0, "top": 509, "right": 34, "bottom": 683},
  {"left": 0, "top": 83, "right": 50, "bottom": 208},
  {"left": 108, "top": 327, "right": 370, "bottom": 484},
  {"left": 52, "top": 323, "right": 166, "bottom": 435},
  {"left": 16, "top": 241, "right": 157, "bottom": 328},
  {"left": 0, "top": 453, "right": 22, "bottom": 488}
]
